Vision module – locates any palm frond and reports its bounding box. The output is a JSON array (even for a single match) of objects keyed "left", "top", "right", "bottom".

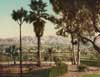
[
  {"left": 11, "top": 10, "right": 18, "bottom": 21},
  {"left": 11, "top": 8, "right": 27, "bottom": 24}
]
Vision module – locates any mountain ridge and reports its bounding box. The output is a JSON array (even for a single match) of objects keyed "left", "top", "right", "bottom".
[{"left": 0, "top": 36, "right": 70, "bottom": 47}]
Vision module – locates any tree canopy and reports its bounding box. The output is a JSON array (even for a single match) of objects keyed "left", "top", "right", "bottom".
[{"left": 49, "top": 0, "right": 100, "bottom": 53}]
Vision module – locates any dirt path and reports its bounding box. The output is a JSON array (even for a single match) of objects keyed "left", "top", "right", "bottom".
[{"left": 62, "top": 72, "right": 82, "bottom": 77}]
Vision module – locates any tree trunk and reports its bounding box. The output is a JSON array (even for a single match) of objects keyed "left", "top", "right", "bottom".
[
  {"left": 72, "top": 44, "right": 77, "bottom": 65},
  {"left": 77, "top": 38, "right": 80, "bottom": 65},
  {"left": 71, "top": 34, "right": 77, "bottom": 65},
  {"left": 8, "top": 57, "right": 10, "bottom": 67},
  {"left": 19, "top": 25, "right": 22, "bottom": 77},
  {"left": 37, "top": 36, "right": 41, "bottom": 67},
  {"left": 13, "top": 57, "right": 16, "bottom": 65},
  {"left": 50, "top": 53, "right": 52, "bottom": 66}
]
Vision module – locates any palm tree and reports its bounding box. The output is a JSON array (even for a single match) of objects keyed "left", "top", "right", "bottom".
[
  {"left": 11, "top": 8, "right": 27, "bottom": 76},
  {"left": 25, "top": 0, "right": 50, "bottom": 66}
]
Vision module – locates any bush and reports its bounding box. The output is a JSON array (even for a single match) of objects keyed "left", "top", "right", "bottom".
[
  {"left": 48, "top": 56, "right": 68, "bottom": 77},
  {"left": 53, "top": 56, "right": 62, "bottom": 66},
  {"left": 77, "top": 64, "right": 87, "bottom": 72},
  {"left": 26, "top": 63, "right": 68, "bottom": 77},
  {"left": 49, "top": 63, "right": 68, "bottom": 77},
  {"left": 81, "top": 60, "right": 100, "bottom": 67},
  {"left": 24, "top": 64, "right": 68, "bottom": 77}
]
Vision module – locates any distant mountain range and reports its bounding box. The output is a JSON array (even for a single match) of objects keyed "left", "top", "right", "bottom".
[{"left": 0, "top": 36, "right": 70, "bottom": 47}]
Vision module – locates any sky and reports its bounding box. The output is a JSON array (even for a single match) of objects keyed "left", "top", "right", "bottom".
[{"left": 0, "top": 0, "right": 56, "bottom": 38}]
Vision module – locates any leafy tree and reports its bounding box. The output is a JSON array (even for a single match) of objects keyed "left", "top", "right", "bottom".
[
  {"left": 76, "top": 0, "right": 100, "bottom": 53},
  {"left": 5, "top": 45, "right": 18, "bottom": 65},
  {"left": 44, "top": 47, "right": 54, "bottom": 62},
  {"left": 49, "top": 0, "right": 79, "bottom": 65},
  {"left": 11, "top": 8, "right": 27, "bottom": 76},
  {"left": 49, "top": 0, "right": 100, "bottom": 65}
]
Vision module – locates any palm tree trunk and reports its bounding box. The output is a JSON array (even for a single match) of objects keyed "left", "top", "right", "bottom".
[
  {"left": 19, "top": 24, "right": 22, "bottom": 77},
  {"left": 37, "top": 36, "right": 41, "bottom": 67},
  {"left": 77, "top": 38, "right": 80, "bottom": 65}
]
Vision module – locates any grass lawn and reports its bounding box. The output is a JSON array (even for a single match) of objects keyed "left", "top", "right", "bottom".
[{"left": 82, "top": 74, "right": 100, "bottom": 77}]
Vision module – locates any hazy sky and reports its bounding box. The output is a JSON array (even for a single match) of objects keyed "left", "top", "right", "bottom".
[{"left": 0, "top": 0, "right": 56, "bottom": 38}]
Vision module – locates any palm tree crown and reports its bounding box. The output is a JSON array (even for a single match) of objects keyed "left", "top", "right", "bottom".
[
  {"left": 11, "top": 8, "right": 27, "bottom": 25},
  {"left": 25, "top": 0, "right": 49, "bottom": 37}
]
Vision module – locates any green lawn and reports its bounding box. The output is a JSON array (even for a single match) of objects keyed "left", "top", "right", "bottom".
[{"left": 82, "top": 74, "right": 100, "bottom": 77}]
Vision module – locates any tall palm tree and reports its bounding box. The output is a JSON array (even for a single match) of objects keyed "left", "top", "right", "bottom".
[
  {"left": 11, "top": 8, "right": 27, "bottom": 77},
  {"left": 25, "top": 0, "right": 50, "bottom": 66}
]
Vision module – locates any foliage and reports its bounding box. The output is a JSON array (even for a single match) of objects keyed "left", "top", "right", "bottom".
[
  {"left": 26, "top": 63, "right": 68, "bottom": 77},
  {"left": 11, "top": 7, "right": 27, "bottom": 25},
  {"left": 77, "top": 64, "right": 87, "bottom": 72},
  {"left": 81, "top": 60, "right": 100, "bottom": 67},
  {"left": 48, "top": 55, "right": 68, "bottom": 77},
  {"left": 49, "top": 63, "right": 68, "bottom": 77},
  {"left": 25, "top": 0, "right": 49, "bottom": 37},
  {"left": 44, "top": 47, "right": 54, "bottom": 61},
  {"left": 49, "top": 0, "right": 100, "bottom": 54},
  {"left": 53, "top": 56, "right": 62, "bottom": 66},
  {"left": 5, "top": 45, "right": 18, "bottom": 64},
  {"left": 5, "top": 45, "right": 18, "bottom": 57}
]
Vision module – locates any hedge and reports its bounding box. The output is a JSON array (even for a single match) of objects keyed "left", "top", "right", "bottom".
[
  {"left": 49, "top": 63, "right": 68, "bottom": 77},
  {"left": 81, "top": 60, "right": 100, "bottom": 67}
]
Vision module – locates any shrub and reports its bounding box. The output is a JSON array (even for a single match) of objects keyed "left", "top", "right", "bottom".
[
  {"left": 81, "top": 60, "right": 100, "bottom": 67},
  {"left": 77, "top": 64, "right": 87, "bottom": 72},
  {"left": 53, "top": 56, "right": 62, "bottom": 66},
  {"left": 27, "top": 63, "right": 68, "bottom": 77},
  {"left": 49, "top": 63, "right": 68, "bottom": 77}
]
